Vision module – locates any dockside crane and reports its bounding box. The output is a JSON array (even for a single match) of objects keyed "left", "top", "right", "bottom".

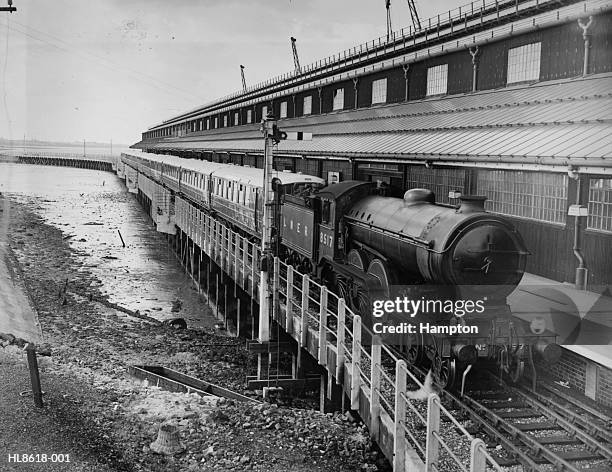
[
  {"left": 386, "top": 0, "right": 422, "bottom": 41},
  {"left": 291, "top": 37, "right": 301, "bottom": 74},
  {"left": 240, "top": 65, "right": 247, "bottom": 92},
  {"left": 386, "top": 0, "right": 392, "bottom": 41},
  {"left": 406, "top": 0, "right": 422, "bottom": 31}
]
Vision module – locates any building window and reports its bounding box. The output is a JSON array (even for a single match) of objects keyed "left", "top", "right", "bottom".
[
  {"left": 205, "top": 119, "right": 209, "bottom": 130},
  {"left": 303, "top": 96, "right": 312, "bottom": 115},
  {"left": 588, "top": 179, "right": 612, "bottom": 232},
  {"left": 234, "top": 113, "right": 239, "bottom": 126},
  {"left": 247, "top": 110, "right": 252, "bottom": 124},
  {"left": 507, "top": 42, "right": 541, "bottom": 84},
  {"left": 371, "top": 78, "right": 387, "bottom": 104},
  {"left": 280, "top": 101, "right": 287, "bottom": 118},
  {"left": 361, "top": 163, "right": 399, "bottom": 171},
  {"left": 214, "top": 117, "right": 218, "bottom": 128},
  {"left": 223, "top": 115, "right": 228, "bottom": 127},
  {"left": 333, "top": 88, "right": 344, "bottom": 111},
  {"left": 261, "top": 105, "right": 268, "bottom": 119},
  {"left": 406, "top": 166, "right": 465, "bottom": 204},
  {"left": 426, "top": 64, "right": 448, "bottom": 96},
  {"left": 477, "top": 170, "right": 567, "bottom": 224}
]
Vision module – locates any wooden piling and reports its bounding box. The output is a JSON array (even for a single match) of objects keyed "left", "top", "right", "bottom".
[{"left": 26, "top": 345, "right": 43, "bottom": 408}]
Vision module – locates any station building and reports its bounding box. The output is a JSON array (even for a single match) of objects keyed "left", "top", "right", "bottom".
[{"left": 134, "top": 0, "right": 612, "bottom": 292}]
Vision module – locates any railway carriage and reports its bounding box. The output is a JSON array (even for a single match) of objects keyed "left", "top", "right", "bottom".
[{"left": 120, "top": 149, "right": 562, "bottom": 387}]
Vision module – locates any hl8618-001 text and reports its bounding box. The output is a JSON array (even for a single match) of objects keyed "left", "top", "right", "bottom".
[{"left": 7, "top": 454, "right": 71, "bottom": 463}]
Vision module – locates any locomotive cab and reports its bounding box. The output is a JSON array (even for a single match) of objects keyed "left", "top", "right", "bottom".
[{"left": 312, "top": 181, "right": 376, "bottom": 264}]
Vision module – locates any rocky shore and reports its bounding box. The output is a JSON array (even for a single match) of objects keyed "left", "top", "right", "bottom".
[{"left": 0, "top": 196, "right": 389, "bottom": 472}]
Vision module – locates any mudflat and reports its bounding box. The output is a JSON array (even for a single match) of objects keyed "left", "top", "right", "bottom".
[{"left": 0, "top": 190, "right": 386, "bottom": 472}]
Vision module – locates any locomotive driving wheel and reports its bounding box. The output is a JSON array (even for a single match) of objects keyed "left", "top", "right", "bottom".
[
  {"left": 335, "top": 275, "right": 371, "bottom": 315},
  {"left": 499, "top": 345, "right": 525, "bottom": 384},
  {"left": 403, "top": 332, "right": 424, "bottom": 366},
  {"left": 424, "top": 336, "right": 456, "bottom": 388},
  {"left": 507, "top": 347, "right": 525, "bottom": 384},
  {"left": 432, "top": 353, "right": 457, "bottom": 389}
]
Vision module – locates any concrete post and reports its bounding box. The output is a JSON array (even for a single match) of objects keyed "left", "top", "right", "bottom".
[
  {"left": 394, "top": 360, "right": 407, "bottom": 471},
  {"left": 370, "top": 337, "right": 381, "bottom": 439},
  {"left": 350, "top": 315, "right": 362, "bottom": 410},
  {"left": 425, "top": 393, "right": 441, "bottom": 470}
]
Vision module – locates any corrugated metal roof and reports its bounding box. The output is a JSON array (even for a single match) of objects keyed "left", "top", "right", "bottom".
[
  {"left": 150, "top": 123, "right": 611, "bottom": 160},
  {"left": 139, "top": 74, "right": 612, "bottom": 166}
]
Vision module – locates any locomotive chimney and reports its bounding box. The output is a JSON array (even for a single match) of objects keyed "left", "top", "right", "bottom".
[{"left": 457, "top": 195, "right": 487, "bottom": 213}]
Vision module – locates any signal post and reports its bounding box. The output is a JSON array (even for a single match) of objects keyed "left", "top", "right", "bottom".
[{"left": 257, "top": 113, "right": 286, "bottom": 379}]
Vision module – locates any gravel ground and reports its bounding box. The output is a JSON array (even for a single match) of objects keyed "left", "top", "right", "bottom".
[{"left": 0, "top": 196, "right": 390, "bottom": 472}]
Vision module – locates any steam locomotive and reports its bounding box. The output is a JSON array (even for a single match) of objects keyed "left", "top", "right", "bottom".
[{"left": 120, "top": 150, "right": 561, "bottom": 386}]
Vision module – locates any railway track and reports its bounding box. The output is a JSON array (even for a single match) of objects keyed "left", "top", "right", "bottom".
[{"left": 441, "top": 370, "right": 612, "bottom": 471}]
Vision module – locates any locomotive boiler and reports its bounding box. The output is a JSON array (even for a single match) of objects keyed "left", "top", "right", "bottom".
[
  {"left": 281, "top": 181, "right": 557, "bottom": 386},
  {"left": 281, "top": 182, "right": 526, "bottom": 297}
]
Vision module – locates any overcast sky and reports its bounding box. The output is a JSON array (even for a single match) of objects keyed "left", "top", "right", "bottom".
[{"left": 1, "top": 0, "right": 465, "bottom": 145}]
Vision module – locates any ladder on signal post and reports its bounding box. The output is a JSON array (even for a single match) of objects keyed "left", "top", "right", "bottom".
[{"left": 257, "top": 116, "right": 312, "bottom": 383}]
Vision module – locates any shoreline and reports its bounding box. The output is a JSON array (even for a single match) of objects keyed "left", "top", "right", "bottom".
[{"left": 0, "top": 195, "right": 386, "bottom": 472}]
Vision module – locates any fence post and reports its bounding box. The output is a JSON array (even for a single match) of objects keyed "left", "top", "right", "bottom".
[
  {"left": 225, "top": 227, "right": 230, "bottom": 270},
  {"left": 301, "top": 275, "right": 310, "bottom": 348},
  {"left": 350, "top": 315, "right": 362, "bottom": 410},
  {"left": 318, "top": 286, "right": 328, "bottom": 366},
  {"left": 208, "top": 216, "right": 213, "bottom": 257},
  {"left": 217, "top": 223, "right": 223, "bottom": 265},
  {"left": 251, "top": 245, "right": 257, "bottom": 299},
  {"left": 273, "top": 257, "right": 280, "bottom": 322},
  {"left": 370, "top": 336, "right": 381, "bottom": 439},
  {"left": 210, "top": 220, "right": 216, "bottom": 259},
  {"left": 286, "top": 265, "right": 294, "bottom": 332},
  {"left": 210, "top": 219, "right": 215, "bottom": 260},
  {"left": 234, "top": 236, "right": 239, "bottom": 281},
  {"left": 242, "top": 238, "right": 249, "bottom": 288},
  {"left": 335, "top": 298, "right": 346, "bottom": 384},
  {"left": 470, "top": 438, "right": 487, "bottom": 472},
  {"left": 394, "top": 360, "right": 407, "bottom": 471},
  {"left": 426, "top": 393, "right": 441, "bottom": 471}
]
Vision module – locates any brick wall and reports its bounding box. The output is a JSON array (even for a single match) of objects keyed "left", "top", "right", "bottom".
[
  {"left": 597, "top": 366, "right": 612, "bottom": 408},
  {"left": 548, "top": 349, "right": 587, "bottom": 392},
  {"left": 547, "top": 349, "right": 612, "bottom": 408}
]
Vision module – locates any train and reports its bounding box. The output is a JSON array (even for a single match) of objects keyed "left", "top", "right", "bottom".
[{"left": 119, "top": 149, "right": 561, "bottom": 387}]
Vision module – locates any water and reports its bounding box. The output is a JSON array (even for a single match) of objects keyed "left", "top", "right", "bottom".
[{"left": 0, "top": 163, "right": 214, "bottom": 328}]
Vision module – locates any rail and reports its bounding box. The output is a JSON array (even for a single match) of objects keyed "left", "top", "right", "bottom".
[{"left": 167, "top": 188, "right": 502, "bottom": 471}]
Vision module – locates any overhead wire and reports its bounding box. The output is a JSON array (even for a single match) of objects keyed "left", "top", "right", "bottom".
[
  {"left": 0, "top": 19, "right": 205, "bottom": 103},
  {"left": 9, "top": 17, "right": 204, "bottom": 101},
  {"left": 2, "top": 14, "right": 12, "bottom": 139}
]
